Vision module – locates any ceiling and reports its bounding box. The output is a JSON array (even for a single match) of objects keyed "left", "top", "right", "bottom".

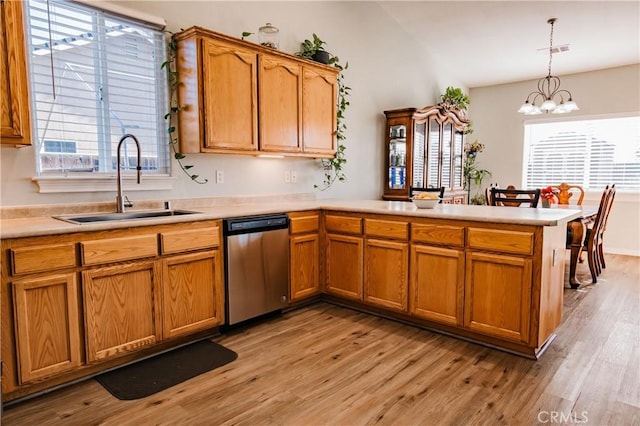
[{"left": 377, "top": 1, "right": 640, "bottom": 88}]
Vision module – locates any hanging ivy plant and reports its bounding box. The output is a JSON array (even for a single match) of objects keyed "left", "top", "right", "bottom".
[{"left": 161, "top": 31, "right": 207, "bottom": 184}]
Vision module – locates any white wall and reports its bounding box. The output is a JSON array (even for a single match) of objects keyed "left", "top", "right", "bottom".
[
  {"left": 0, "top": 1, "right": 465, "bottom": 207},
  {"left": 469, "top": 64, "right": 640, "bottom": 255}
]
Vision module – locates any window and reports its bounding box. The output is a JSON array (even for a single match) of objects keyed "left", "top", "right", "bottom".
[
  {"left": 523, "top": 115, "right": 640, "bottom": 191},
  {"left": 25, "top": 0, "right": 169, "bottom": 176}
]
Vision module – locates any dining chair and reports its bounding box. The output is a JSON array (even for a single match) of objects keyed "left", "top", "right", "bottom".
[
  {"left": 410, "top": 186, "right": 445, "bottom": 203},
  {"left": 490, "top": 186, "right": 541, "bottom": 208},
  {"left": 552, "top": 182, "right": 585, "bottom": 205},
  {"left": 596, "top": 184, "right": 616, "bottom": 271},
  {"left": 581, "top": 186, "right": 614, "bottom": 284},
  {"left": 484, "top": 184, "right": 499, "bottom": 206}
]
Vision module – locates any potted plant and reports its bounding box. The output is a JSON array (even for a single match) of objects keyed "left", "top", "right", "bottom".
[
  {"left": 463, "top": 140, "right": 491, "bottom": 204},
  {"left": 296, "top": 33, "right": 332, "bottom": 64},
  {"left": 440, "top": 86, "right": 470, "bottom": 111}
]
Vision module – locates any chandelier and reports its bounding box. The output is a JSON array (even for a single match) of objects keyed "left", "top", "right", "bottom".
[{"left": 518, "top": 18, "right": 579, "bottom": 115}]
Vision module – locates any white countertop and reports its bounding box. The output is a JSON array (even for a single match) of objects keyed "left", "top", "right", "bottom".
[{"left": 0, "top": 199, "right": 582, "bottom": 239}]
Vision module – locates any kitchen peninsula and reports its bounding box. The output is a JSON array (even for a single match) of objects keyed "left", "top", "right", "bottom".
[{"left": 1, "top": 198, "right": 580, "bottom": 403}]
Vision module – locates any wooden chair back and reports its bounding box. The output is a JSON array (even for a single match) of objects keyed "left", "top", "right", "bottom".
[
  {"left": 553, "top": 182, "right": 585, "bottom": 205},
  {"left": 582, "top": 186, "right": 614, "bottom": 283},
  {"left": 490, "top": 186, "right": 541, "bottom": 208},
  {"left": 410, "top": 186, "right": 445, "bottom": 203}
]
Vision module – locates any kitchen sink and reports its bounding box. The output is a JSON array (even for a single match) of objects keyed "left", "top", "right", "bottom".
[{"left": 54, "top": 209, "right": 201, "bottom": 224}]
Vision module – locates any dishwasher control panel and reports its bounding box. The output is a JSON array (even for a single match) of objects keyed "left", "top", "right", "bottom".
[{"left": 224, "top": 214, "right": 289, "bottom": 235}]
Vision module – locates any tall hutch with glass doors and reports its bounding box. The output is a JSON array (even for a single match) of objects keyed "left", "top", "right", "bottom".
[{"left": 383, "top": 104, "right": 469, "bottom": 203}]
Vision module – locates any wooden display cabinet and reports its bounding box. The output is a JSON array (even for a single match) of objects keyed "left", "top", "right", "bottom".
[{"left": 383, "top": 104, "right": 469, "bottom": 202}]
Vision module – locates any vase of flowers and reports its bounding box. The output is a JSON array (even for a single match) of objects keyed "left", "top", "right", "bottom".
[{"left": 540, "top": 186, "right": 558, "bottom": 207}]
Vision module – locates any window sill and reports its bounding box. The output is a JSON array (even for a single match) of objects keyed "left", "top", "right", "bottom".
[{"left": 32, "top": 175, "right": 176, "bottom": 193}]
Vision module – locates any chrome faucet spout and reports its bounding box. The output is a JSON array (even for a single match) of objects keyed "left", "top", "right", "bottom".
[{"left": 116, "top": 134, "right": 142, "bottom": 213}]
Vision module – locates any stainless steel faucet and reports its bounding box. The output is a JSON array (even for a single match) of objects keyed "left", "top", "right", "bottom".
[{"left": 116, "top": 134, "right": 142, "bottom": 213}]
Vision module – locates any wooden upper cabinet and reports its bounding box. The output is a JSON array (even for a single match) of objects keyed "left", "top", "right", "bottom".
[
  {"left": 202, "top": 39, "right": 258, "bottom": 152},
  {"left": 175, "top": 26, "right": 338, "bottom": 158},
  {"left": 259, "top": 54, "right": 302, "bottom": 153},
  {"left": 302, "top": 66, "right": 337, "bottom": 155},
  {"left": 1, "top": 0, "right": 32, "bottom": 145}
]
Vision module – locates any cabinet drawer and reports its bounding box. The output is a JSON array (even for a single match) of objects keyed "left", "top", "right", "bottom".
[
  {"left": 10, "top": 243, "right": 77, "bottom": 275},
  {"left": 160, "top": 227, "right": 220, "bottom": 255},
  {"left": 468, "top": 228, "right": 534, "bottom": 255},
  {"left": 81, "top": 234, "right": 158, "bottom": 265},
  {"left": 412, "top": 224, "right": 465, "bottom": 247},
  {"left": 365, "top": 219, "right": 408, "bottom": 240},
  {"left": 289, "top": 213, "right": 319, "bottom": 234},
  {"left": 325, "top": 215, "right": 362, "bottom": 235}
]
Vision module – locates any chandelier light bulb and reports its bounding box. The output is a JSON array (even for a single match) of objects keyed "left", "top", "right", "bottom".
[{"left": 540, "top": 99, "right": 557, "bottom": 111}]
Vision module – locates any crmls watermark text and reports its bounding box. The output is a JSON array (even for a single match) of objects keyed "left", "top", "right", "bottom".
[{"left": 538, "top": 411, "right": 589, "bottom": 423}]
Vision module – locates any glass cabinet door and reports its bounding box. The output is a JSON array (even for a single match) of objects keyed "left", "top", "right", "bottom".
[
  {"left": 412, "top": 121, "right": 426, "bottom": 187},
  {"left": 388, "top": 124, "right": 407, "bottom": 190},
  {"left": 453, "top": 128, "right": 464, "bottom": 188},
  {"left": 427, "top": 118, "right": 440, "bottom": 188},
  {"left": 441, "top": 122, "right": 452, "bottom": 188}
]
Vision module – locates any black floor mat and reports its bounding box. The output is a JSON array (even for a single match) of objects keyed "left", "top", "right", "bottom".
[{"left": 95, "top": 339, "right": 237, "bottom": 400}]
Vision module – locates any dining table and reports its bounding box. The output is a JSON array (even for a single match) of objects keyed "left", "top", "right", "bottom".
[{"left": 556, "top": 204, "right": 600, "bottom": 288}]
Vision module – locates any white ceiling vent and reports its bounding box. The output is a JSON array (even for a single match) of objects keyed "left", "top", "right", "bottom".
[{"left": 538, "top": 44, "right": 570, "bottom": 54}]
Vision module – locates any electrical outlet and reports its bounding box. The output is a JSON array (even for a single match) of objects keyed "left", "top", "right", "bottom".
[
  {"left": 216, "top": 170, "right": 224, "bottom": 184},
  {"left": 291, "top": 170, "right": 297, "bottom": 183},
  {"left": 284, "top": 170, "right": 291, "bottom": 183}
]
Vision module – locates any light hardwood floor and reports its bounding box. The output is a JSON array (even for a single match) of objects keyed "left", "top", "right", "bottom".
[{"left": 3, "top": 254, "right": 639, "bottom": 425}]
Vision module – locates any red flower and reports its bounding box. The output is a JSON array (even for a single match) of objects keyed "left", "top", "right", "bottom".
[{"left": 540, "top": 186, "right": 558, "bottom": 203}]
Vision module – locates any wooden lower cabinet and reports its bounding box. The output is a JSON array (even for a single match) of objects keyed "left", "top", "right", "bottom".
[
  {"left": 82, "top": 261, "right": 162, "bottom": 363},
  {"left": 464, "top": 251, "right": 533, "bottom": 343},
  {"left": 162, "top": 251, "right": 224, "bottom": 339},
  {"left": 325, "top": 233, "right": 363, "bottom": 300},
  {"left": 364, "top": 239, "right": 408, "bottom": 312},
  {"left": 410, "top": 245, "right": 464, "bottom": 326},
  {"left": 290, "top": 233, "right": 320, "bottom": 301},
  {"left": 12, "top": 273, "right": 82, "bottom": 384}
]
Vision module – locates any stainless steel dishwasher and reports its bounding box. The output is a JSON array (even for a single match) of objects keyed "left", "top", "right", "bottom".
[{"left": 223, "top": 214, "right": 289, "bottom": 325}]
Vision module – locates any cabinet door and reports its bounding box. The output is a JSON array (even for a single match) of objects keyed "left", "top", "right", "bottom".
[
  {"left": 162, "top": 251, "right": 224, "bottom": 339},
  {"left": 12, "top": 273, "right": 82, "bottom": 383},
  {"left": 0, "top": 0, "right": 31, "bottom": 145},
  {"left": 302, "top": 66, "right": 336, "bottom": 156},
  {"left": 290, "top": 233, "right": 320, "bottom": 301},
  {"left": 364, "top": 239, "right": 408, "bottom": 312},
  {"left": 259, "top": 55, "right": 302, "bottom": 153},
  {"left": 83, "top": 261, "right": 161, "bottom": 363},
  {"left": 426, "top": 117, "right": 441, "bottom": 188},
  {"left": 464, "top": 251, "right": 532, "bottom": 343},
  {"left": 202, "top": 39, "right": 257, "bottom": 151},
  {"left": 410, "top": 245, "right": 464, "bottom": 326},
  {"left": 452, "top": 128, "right": 465, "bottom": 189},
  {"left": 326, "top": 234, "right": 363, "bottom": 300},
  {"left": 441, "top": 122, "right": 453, "bottom": 188}
]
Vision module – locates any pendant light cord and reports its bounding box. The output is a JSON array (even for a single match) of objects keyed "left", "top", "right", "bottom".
[{"left": 547, "top": 18, "right": 556, "bottom": 78}]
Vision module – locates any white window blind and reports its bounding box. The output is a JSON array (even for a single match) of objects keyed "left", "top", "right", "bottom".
[
  {"left": 523, "top": 115, "right": 640, "bottom": 191},
  {"left": 25, "top": 0, "right": 169, "bottom": 176}
]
